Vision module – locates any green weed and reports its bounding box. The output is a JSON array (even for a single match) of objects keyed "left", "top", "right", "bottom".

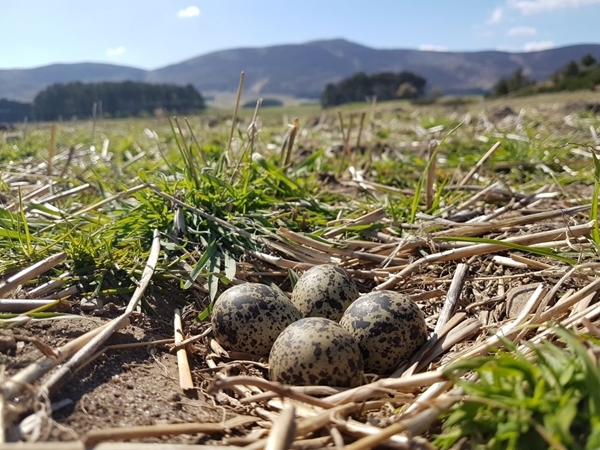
[{"left": 436, "top": 327, "right": 600, "bottom": 450}]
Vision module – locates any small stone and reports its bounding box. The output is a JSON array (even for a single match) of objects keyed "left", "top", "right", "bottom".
[
  {"left": 168, "top": 393, "right": 181, "bottom": 402},
  {"left": 506, "top": 283, "right": 540, "bottom": 319},
  {"left": 80, "top": 296, "right": 103, "bottom": 312},
  {"left": 0, "top": 335, "right": 17, "bottom": 354}
]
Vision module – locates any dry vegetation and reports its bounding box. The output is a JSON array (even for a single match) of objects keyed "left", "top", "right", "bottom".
[{"left": 1, "top": 89, "right": 600, "bottom": 449}]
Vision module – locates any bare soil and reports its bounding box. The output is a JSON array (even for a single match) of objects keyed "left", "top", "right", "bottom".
[{"left": 2, "top": 303, "right": 240, "bottom": 445}]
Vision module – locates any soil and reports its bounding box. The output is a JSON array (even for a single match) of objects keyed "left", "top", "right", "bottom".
[{"left": 1, "top": 300, "right": 242, "bottom": 445}]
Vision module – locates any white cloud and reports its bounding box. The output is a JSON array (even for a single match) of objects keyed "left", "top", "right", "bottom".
[
  {"left": 487, "top": 6, "right": 504, "bottom": 24},
  {"left": 507, "top": 26, "right": 537, "bottom": 36},
  {"left": 177, "top": 6, "right": 200, "bottom": 18},
  {"left": 509, "top": 0, "right": 600, "bottom": 14},
  {"left": 523, "top": 40, "right": 554, "bottom": 51},
  {"left": 106, "top": 46, "right": 125, "bottom": 56},
  {"left": 418, "top": 44, "right": 449, "bottom": 52}
]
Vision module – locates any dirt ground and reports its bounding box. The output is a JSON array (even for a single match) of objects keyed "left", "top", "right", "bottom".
[{"left": 1, "top": 302, "right": 247, "bottom": 445}]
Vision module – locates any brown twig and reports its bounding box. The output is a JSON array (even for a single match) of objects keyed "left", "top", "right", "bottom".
[
  {"left": 59, "top": 145, "right": 77, "bottom": 178},
  {"left": 243, "top": 403, "right": 360, "bottom": 450},
  {"left": 376, "top": 221, "right": 593, "bottom": 290},
  {"left": 2, "top": 319, "right": 127, "bottom": 399},
  {"left": 343, "top": 421, "right": 406, "bottom": 450},
  {"left": 83, "top": 415, "right": 258, "bottom": 446},
  {"left": 39, "top": 230, "right": 161, "bottom": 394},
  {"left": 47, "top": 124, "right": 56, "bottom": 175},
  {"left": 323, "top": 370, "right": 447, "bottom": 405},
  {"left": 210, "top": 376, "right": 333, "bottom": 409},
  {"left": 0, "top": 252, "right": 68, "bottom": 298},
  {"left": 265, "top": 405, "right": 296, "bottom": 450},
  {"left": 435, "top": 263, "right": 469, "bottom": 334},
  {"left": 0, "top": 299, "right": 69, "bottom": 313},
  {"left": 355, "top": 111, "right": 366, "bottom": 149},
  {"left": 426, "top": 141, "right": 438, "bottom": 210},
  {"left": 171, "top": 326, "right": 212, "bottom": 352},
  {"left": 174, "top": 308, "right": 194, "bottom": 391},
  {"left": 282, "top": 118, "right": 300, "bottom": 169},
  {"left": 8, "top": 334, "right": 58, "bottom": 358},
  {"left": 458, "top": 141, "right": 501, "bottom": 186}
]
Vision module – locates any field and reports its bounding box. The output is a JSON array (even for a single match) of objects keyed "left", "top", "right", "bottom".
[{"left": 2, "top": 90, "right": 600, "bottom": 449}]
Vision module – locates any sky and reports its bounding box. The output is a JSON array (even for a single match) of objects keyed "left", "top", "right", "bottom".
[{"left": 1, "top": 0, "right": 599, "bottom": 70}]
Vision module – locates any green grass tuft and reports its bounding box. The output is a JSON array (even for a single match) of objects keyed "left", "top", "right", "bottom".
[{"left": 436, "top": 327, "right": 600, "bottom": 450}]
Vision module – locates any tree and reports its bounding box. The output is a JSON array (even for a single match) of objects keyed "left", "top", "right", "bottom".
[
  {"left": 507, "top": 68, "right": 533, "bottom": 92},
  {"left": 0, "top": 99, "right": 32, "bottom": 123},
  {"left": 563, "top": 60, "right": 580, "bottom": 77},
  {"left": 581, "top": 54, "right": 597, "bottom": 68},
  {"left": 492, "top": 68, "right": 533, "bottom": 96},
  {"left": 396, "top": 82, "right": 418, "bottom": 99},
  {"left": 549, "top": 71, "right": 562, "bottom": 85},
  {"left": 320, "top": 71, "right": 426, "bottom": 107},
  {"left": 493, "top": 78, "right": 510, "bottom": 96},
  {"left": 33, "top": 81, "right": 205, "bottom": 121}
]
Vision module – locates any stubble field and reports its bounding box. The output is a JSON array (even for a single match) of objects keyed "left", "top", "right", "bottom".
[{"left": 2, "top": 90, "right": 600, "bottom": 449}]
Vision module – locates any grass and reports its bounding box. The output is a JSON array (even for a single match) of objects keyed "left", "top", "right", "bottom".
[
  {"left": 2, "top": 90, "right": 600, "bottom": 446},
  {"left": 436, "top": 327, "right": 600, "bottom": 449}
]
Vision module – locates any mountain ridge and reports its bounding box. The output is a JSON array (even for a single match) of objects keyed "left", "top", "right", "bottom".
[{"left": 1, "top": 39, "right": 599, "bottom": 103}]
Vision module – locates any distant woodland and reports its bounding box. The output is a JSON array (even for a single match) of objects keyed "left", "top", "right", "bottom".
[
  {"left": 2, "top": 53, "right": 600, "bottom": 122},
  {"left": 492, "top": 54, "right": 600, "bottom": 97},
  {"left": 0, "top": 81, "right": 205, "bottom": 122},
  {"left": 321, "top": 71, "right": 427, "bottom": 107},
  {"left": 0, "top": 99, "right": 31, "bottom": 123}
]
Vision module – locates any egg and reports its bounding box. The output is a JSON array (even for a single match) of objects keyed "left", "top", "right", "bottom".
[
  {"left": 269, "top": 317, "right": 364, "bottom": 387},
  {"left": 339, "top": 291, "right": 428, "bottom": 375},
  {"left": 291, "top": 264, "right": 359, "bottom": 321},
  {"left": 211, "top": 283, "right": 303, "bottom": 356}
]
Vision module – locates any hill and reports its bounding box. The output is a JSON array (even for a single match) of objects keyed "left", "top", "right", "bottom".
[
  {"left": 1, "top": 39, "right": 599, "bottom": 103},
  {"left": 0, "top": 63, "right": 146, "bottom": 102}
]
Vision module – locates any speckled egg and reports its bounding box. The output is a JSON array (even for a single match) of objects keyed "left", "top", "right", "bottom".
[
  {"left": 269, "top": 317, "right": 364, "bottom": 387},
  {"left": 211, "top": 283, "right": 303, "bottom": 356},
  {"left": 340, "top": 291, "right": 428, "bottom": 375},
  {"left": 291, "top": 265, "right": 360, "bottom": 321}
]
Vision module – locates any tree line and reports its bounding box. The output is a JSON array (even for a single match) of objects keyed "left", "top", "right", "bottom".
[
  {"left": 321, "top": 71, "right": 427, "bottom": 107},
  {"left": 33, "top": 81, "right": 205, "bottom": 121},
  {"left": 0, "top": 81, "right": 205, "bottom": 122},
  {"left": 0, "top": 99, "right": 32, "bottom": 123},
  {"left": 491, "top": 54, "right": 600, "bottom": 97}
]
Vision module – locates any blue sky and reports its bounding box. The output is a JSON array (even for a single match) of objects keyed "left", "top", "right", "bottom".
[{"left": 1, "top": 0, "right": 599, "bottom": 70}]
